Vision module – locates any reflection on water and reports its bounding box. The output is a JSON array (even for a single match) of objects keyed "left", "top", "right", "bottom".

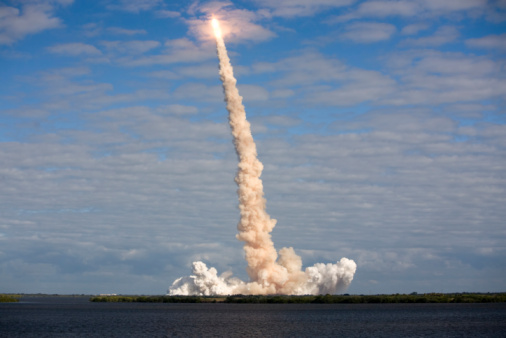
[{"left": 1, "top": 296, "right": 505, "bottom": 337}]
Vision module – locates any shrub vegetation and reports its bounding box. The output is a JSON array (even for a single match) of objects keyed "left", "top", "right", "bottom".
[
  {"left": 0, "top": 294, "right": 20, "bottom": 303},
  {"left": 89, "top": 293, "right": 506, "bottom": 304}
]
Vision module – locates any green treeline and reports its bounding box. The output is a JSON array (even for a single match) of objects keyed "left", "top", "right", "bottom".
[
  {"left": 224, "top": 293, "right": 506, "bottom": 304},
  {"left": 90, "top": 295, "right": 219, "bottom": 303},
  {"left": 0, "top": 294, "right": 20, "bottom": 303},
  {"left": 89, "top": 293, "right": 506, "bottom": 304}
]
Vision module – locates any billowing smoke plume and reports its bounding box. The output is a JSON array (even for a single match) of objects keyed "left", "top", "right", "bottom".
[{"left": 168, "top": 19, "right": 356, "bottom": 296}]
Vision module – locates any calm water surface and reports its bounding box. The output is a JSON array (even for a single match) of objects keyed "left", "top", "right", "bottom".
[{"left": 1, "top": 296, "right": 505, "bottom": 337}]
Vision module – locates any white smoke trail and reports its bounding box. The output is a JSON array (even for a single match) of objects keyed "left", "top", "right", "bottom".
[{"left": 168, "top": 18, "right": 356, "bottom": 296}]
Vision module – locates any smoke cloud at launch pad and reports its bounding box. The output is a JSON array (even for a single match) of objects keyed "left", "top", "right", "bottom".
[{"left": 168, "top": 18, "right": 356, "bottom": 296}]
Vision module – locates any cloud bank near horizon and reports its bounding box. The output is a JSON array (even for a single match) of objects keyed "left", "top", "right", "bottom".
[{"left": 0, "top": 0, "right": 504, "bottom": 295}]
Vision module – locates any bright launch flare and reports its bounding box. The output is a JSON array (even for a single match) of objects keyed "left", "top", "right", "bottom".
[
  {"left": 167, "top": 18, "right": 356, "bottom": 296},
  {"left": 211, "top": 18, "right": 222, "bottom": 39}
]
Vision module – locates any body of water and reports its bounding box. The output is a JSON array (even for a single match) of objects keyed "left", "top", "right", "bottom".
[{"left": 1, "top": 296, "right": 505, "bottom": 337}]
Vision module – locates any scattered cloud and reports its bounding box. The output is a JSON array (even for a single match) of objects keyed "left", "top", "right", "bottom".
[
  {"left": 146, "top": 69, "right": 179, "bottom": 80},
  {"left": 237, "top": 84, "right": 270, "bottom": 101},
  {"left": 382, "top": 50, "right": 505, "bottom": 105},
  {"left": 107, "top": 27, "right": 147, "bottom": 35},
  {"left": 177, "top": 64, "right": 222, "bottom": 79},
  {"left": 4, "top": 102, "right": 502, "bottom": 289},
  {"left": 330, "top": 0, "right": 420, "bottom": 22},
  {"left": 0, "top": 1, "right": 69, "bottom": 45},
  {"left": 100, "top": 40, "right": 161, "bottom": 55},
  {"left": 443, "top": 103, "right": 493, "bottom": 119},
  {"left": 401, "top": 25, "right": 460, "bottom": 46},
  {"left": 250, "top": 48, "right": 505, "bottom": 109},
  {"left": 309, "top": 70, "right": 396, "bottom": 106},
  {"left": 253, "top": 51, "right": 347, "bottom": 87},
  {"left": 401, "top": 23, "right": 430, "bottom": 35},
  {"left": 157, "top": 104, "right": 198, "bottom": 115},
  {"left": 253, "top": 0, "right": 356, "bottom": 17},
  {"left": 357, "top": 0, "right": 420, "bottom": 17},
  {"left": 186, "top": 1, "right": 276, "bottom": 43},
  {"left": 47, "top": 42, "right": 102, "bottom": 56},
  {"left": 330, "top": 0, "right": 490, "bottom": 22},
  {"left": 155, "top": 10, "right": 181, "bottom": 18},
  {"left": 422, "top": 0, "right": 487, "bottom": 12},
  {"left": 251, "top": 51, "right": 396, "bottom": 106},
  {"left": 117, "top": 38, "right": 214, "bottom": 66},
  {"left": 173, "top": 83, "right": 222, "bottom": 102},
  {"left": 340, "top": 22, "right": 397, "bottom": 43},
  {"left": 1, "top": 0, "right": 504, "bottom": 295},
  {"left": 81, "top": 22, "right": 102, "bottom": 37},
  {"left": 271, "top": 89, "right": 295, "bottom": 99},
  {"left": 106, "top": 0, "right": 163, "bottom": 13},
  {"left": 466, "top": 33, "right": 506, "bottom": 49},
  {"left": 484, "top": 0, "right": 506, "bottom": 22}
]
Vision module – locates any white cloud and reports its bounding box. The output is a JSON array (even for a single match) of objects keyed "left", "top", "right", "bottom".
[
  {"left": 308, "top": 69, "right": 397, "bottom": 106},
  {"left": 484, "top": 0, "right": 506, "bottom": 22},
  {"left": 107, "top": 27, "right": 147, "bottom": 35},
  {"left": 401, "top": 23, "right": 430, "bottom": 35},
  {"left": 444, "top": 103, "right": 494, "bottom": 119},
  {"left": 177, "top": 64, "right": 221, "bottom": 79},
  {"left": 414, "top": 54, "right": 496, "bottom": 75},
  {"left": 340, "top": 22, "right": 396, "bottom": 43},
  {"left": 331, "top": 0, "right": 490, "bottom": 22},
  {"left": 271, "top": 89, "right": 295, "bottom": 99},
  {"left": 401, "top": 25, "right": 460, "bottom": 46},
  {"left": 81, "top": 22, "right": 102, "bottom": 37},
  {"left": 254, "top": 51, "right": 348, "bottom": 87},
  {"left": 237, "top": 84, "right": 270, "bottom": 101},
  {"left": 331, "top": 0, "right": 420, "bottom": 22},
  {"left": 2, "top": 81, "right": 505, "bottom": 293},
  {"left": 249, "top": 51, "right": 397, "bottom": 106},
  {"left": 382, "top": 50, "right": 506, "bottom": 105},
  {"left": 1, "top": 0, "right": 505, "bottom": 296},
  {"left": 0, "top": 2, "right": 67, "bottom": 45},
  {"left": 47, "top": 42, "right": 102, "bottom": 56},
  {"left": 466, "top": 33, "right": 506, "bottom": 49},
  {"left": 106, "top": 0, "right": 163, "bottom": 13},
  {"left": 355, "top": 0, "right": 420, "bottom": 17},
  {"left": 173, "top": 83, "right": 222, "bottom": 102},
  {"left": 250, "top": 49, "right": 505, "bottom": 109},
  {"left": 3, "top": 67, "right": 184, "bottom": 117},
  {"left": 146, "top": 70, "right": 179, "bottom": 79},
  {"left": 258, "top": 115, "right": 302, "bottom": 127},
  {"left": 143, "top": 63, "right": 243, "bottom": 80},
  {"left": 422, "top": 0, "right": 487, "bottom": 12},
  {"left": 117, "top": 38, "right": 214, "bottom": 66},
  {"left": 254, "top": 0, "right": 356, "bottom": 17},
  {"left": 186, "top": 2, "right": 276, "bottom": 43},
  {"left": 39, "top": 75, "right": 112, "bottom": 97},
  {"left": 155, "top": 10, "right": 181, "bottom": 18},
  {"left": 100, "top": 40, "right": 161, "bottom": 55},
  {"left": 157, "top": 104, "right": 198, "bottom": 115}
]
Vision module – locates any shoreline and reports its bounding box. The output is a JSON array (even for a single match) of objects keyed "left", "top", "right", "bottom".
[
  {"left": 89, "top": 292, "right": 506, "bottom": 304},
  {"left": 3, "top": 292, "right": 505, "bottom": 304}
]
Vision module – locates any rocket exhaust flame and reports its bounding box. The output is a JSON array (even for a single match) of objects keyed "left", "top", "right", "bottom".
[
  {"left": 168, "top": 18, "right": 356, "bottom": 296},
  {"left": 211, "top": 18, "right": 221, "bottom": 39}
]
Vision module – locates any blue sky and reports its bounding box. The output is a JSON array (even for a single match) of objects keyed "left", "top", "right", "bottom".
[{"left": 1, "top": 0, "right": 505, "bottom": 295}]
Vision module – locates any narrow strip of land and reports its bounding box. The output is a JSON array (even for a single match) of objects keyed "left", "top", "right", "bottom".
[
  {"left": 89, "top": 293, "right": 506, "bottom": 304},
  {"left": 0, "top": 294, "right": 21, "bottom": 303}
]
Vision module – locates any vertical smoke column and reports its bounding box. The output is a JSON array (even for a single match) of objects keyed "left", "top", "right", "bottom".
[
  {"left": 211, "top": 18, "right": 289, "bottom": 292},
  {"left": 167, "top": 18, "right": 356, "bottom": 296}
]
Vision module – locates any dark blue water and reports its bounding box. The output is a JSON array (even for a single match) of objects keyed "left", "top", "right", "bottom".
[{"left": 1, "top": 296, "right": 505, "bottom": 337}]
